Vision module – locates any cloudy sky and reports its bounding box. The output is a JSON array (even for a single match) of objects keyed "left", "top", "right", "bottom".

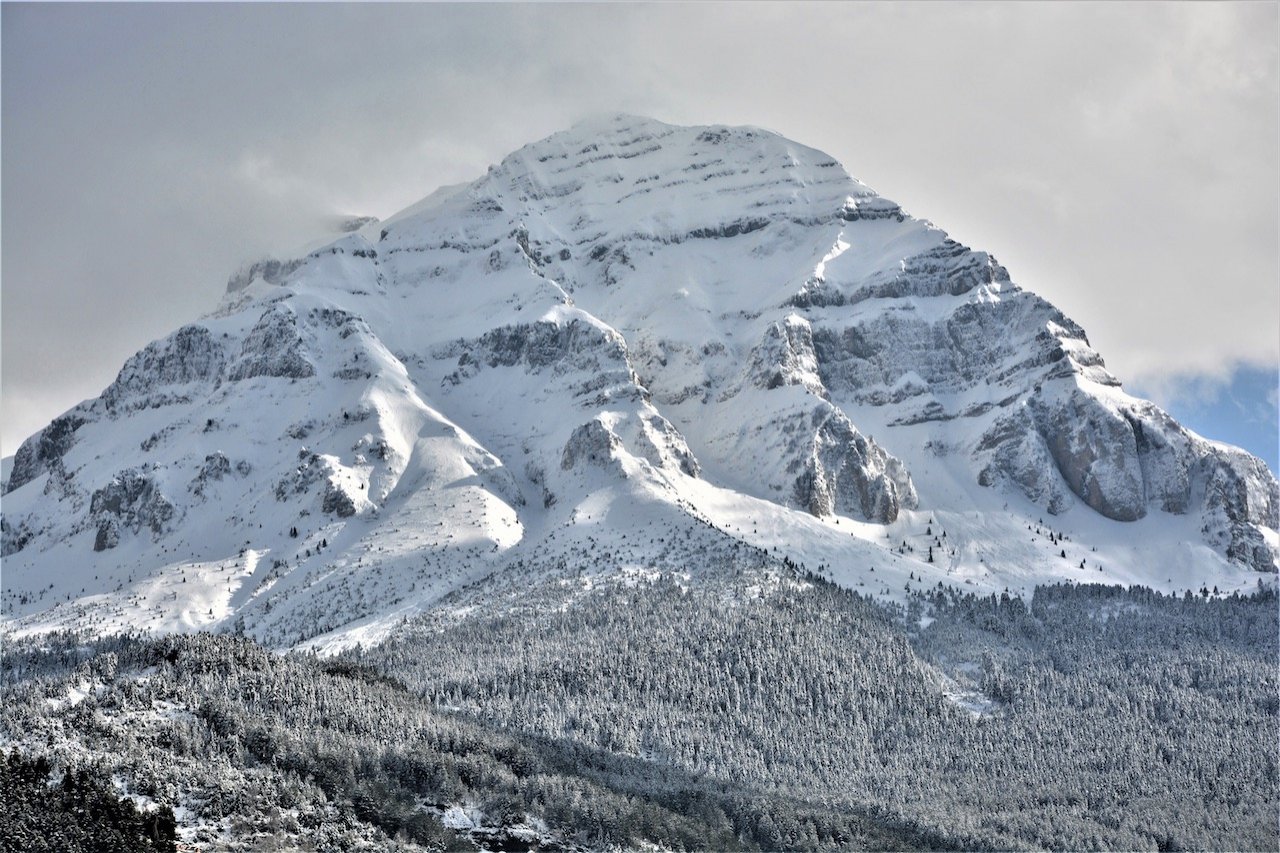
[{"left": 3, "top": 2, "right": 1277, "bottom": 468}]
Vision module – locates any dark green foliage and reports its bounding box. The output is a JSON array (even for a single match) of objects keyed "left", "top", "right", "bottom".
[{"left": 0, "top": 749, "right": 176, "bottom": 853}]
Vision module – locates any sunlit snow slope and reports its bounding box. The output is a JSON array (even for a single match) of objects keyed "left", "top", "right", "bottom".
[{"left": 4, "top": 115, "right": 1276, "bottom": 648}]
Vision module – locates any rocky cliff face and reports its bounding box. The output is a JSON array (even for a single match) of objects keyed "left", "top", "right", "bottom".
[
  {"left": 3, "top": 114, "right": 1275, "bottom": 647},
  {"left": 90, "top": 467, "right": 177, "bottom": 551},
  {"left": 794, "top": 404, "right": 917, "bottom": 522},
  {"left": 972, "top": 384, "right": 1279, "bottom": 571},
  {"left": 6, "top": 414, "right": 87, "bottom": 495},
  {"left": 227, "top": 302, "right": 316, "bottom": 382},
  {"left": 102, "top": 325, "right": 229, "bottom": 412}
]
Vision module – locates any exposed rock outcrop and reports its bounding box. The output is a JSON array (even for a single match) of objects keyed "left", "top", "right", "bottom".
[
  {"left": 810, "top": 297, "right": 1098, "bottom": 401},
  {"left": 560, "top": 408, "right": 700, "bottom": 482},
  {"left": 1, "top": 516, "right": 35, "bottom": 557},
  {"left": 793, "top": 404, "right": 917, "bottom": 523},
  {"left": 228, "top": 303, "right": 315, "bottom": 381},
  {"left": 977, "top": 410, "right": 1075, "bottom": 515},
  {"left": 321, "top": 483, "right": 357, "bottom": 518},
  {"left": 102, "top": 325, "right": 227, "bottom": 412},
  {"left": 561, "top": 419, "right": 622, "bottom": 471},
  {"left": 275, "top": 450, "right": 330, "bottom": 502},
  {"left": 1028, "top": 390, "right": 1147, "bottom": 522},
  {"left": 226, "top": 257, "right": 304, "bottom": 293},
  {"left": 749, "top": 315, "right": 826, "bottom": 396},
  {"left": 189, "top": 452, "right": 233, "bottom": 499},
  {"left": 89, "top": 468, "right": 176, "bottom": 551},
  {"left": 444, "top": 317, "right": 643, "bottom": 406},
  {"left": 1201, "top": 450, "right": 1280, "bottom": 573},
  {"left": 6, "top": 414, "right": 87, "bottom": 495},
  {"left": 631, "top": 412, "right": 701, "bottom": 478},
  {"left": 975, "top": 384, "right": 1279, "bottom": 571}
]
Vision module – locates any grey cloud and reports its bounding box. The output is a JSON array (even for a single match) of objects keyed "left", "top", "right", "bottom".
[{"left": 3, "top": 2, "right": 1276, "bottom": 454}]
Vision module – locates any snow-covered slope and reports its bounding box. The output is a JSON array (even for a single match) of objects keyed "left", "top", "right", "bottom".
[{"left": 3, "top": 115, "right": 1276, "bottom": 647}]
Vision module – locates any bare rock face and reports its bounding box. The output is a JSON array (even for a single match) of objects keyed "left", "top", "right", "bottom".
[
  {"left": 226, "top": 257, "right": 304, "bottom": 293},
  {"left": 977, "top": 410, "right": 1076, "bottom": 515},
  {"left": 1120, "top": 404, "right": 1194, "bottom": 515},
  {"left": 715, "top": 316, "right": 915, "bottom": 523},
  {"left": 6, "top": 414, "right": 87, "bottom": 495},
  {"left": 338, "top": 215, "right": 379, "bottom": 233},
  {"left": 272, "top": 445, "right": 363, "bottom": 517},
  {"left": 793, "top": 239, "right": 1011, "bottom": 308},
  {"left": 444, "top": 318, "right": 642, "bottom": 406},
  {"left": 1, "top": 516, "right": 35, "bottom": 557},
  {"left": 559, "top": 410, "right": 701, "bottom": 482},
  {"left": 793, "top": 404, "right": 917, "bottom": 523},
  {"left": 89, "top": 468, "right": 176, "bottom": 551},
  {"left": 189, "top": 453, "right": 233, "bottom": 499},
  {"left": 861, "top": 240, "right": 1010, "bottom": 302},
  {"left": 321, "top": 484, "right": 357, "bottom": 518},
  {"left": 275, "top": 450, "right": 360, "bottom": 518},
  {"left": 749, "top": 315, "right": 826, "bottom": 396},
  {"left": 1201, "top": 450, "right": 1280, "bottom": 573},
  {"left": 810, "top": 297, "right": 1104, "bottom": 404},
  {"left": 275, "top": 450, "right": 329, "bottom": 502},
  {"left": 228, "top": 303, "right": 315, "bottom": 381},
  {"left": 102, "top": 325, "right": 227, "bottom": 412},
  {"left": 1028, "top": 390, "right": 1147, "bottom": 522},
  {"left": 631, "top": 412, "right": 701, "bottom": 478},
  {"left": 974, "top": 383, "right": 1279, "bottom": 570},
  {"left": 561, "top": 419, "right": 622, "bottom": 471}
]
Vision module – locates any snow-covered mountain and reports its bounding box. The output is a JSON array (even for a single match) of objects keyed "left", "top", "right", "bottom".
[{"left": 3, "top": 114, "right": 1276, "bottom": 648}]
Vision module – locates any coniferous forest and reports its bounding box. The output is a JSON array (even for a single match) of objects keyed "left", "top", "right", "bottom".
[{"left": 1, "top": 565, "right": 1276, "bottom": 851}]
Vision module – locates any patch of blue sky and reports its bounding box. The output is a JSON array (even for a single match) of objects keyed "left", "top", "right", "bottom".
[{"left": 1133, "top": 364, "right": 1279, "bottom": 476}]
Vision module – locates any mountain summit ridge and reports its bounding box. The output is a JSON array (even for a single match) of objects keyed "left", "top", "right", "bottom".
[{"left": 3, "top": 115, "right": 1276, "bottom": 647}]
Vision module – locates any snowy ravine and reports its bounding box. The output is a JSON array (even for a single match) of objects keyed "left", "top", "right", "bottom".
[{"left": 3, "top": 114, "right": 1276, "bottom": 649}]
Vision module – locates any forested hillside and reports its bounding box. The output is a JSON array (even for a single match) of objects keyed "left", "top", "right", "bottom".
[{"left": 2, "top": 567, "right": 1276, "bottom": 851}]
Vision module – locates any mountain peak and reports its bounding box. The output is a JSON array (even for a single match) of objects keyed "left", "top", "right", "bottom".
[
  {"left": 565, "top": 111, "right": 674, "bottom": 133},
  {"left": 509, "top": 114, "right": 852, "bottom": 181},
  {"left": 2, "top": 117, "right": 1276, "bottom": 647}
]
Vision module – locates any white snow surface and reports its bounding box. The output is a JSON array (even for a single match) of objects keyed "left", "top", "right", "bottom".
[{"left": 2, "top": 115, "right": 1276, "bottom": 650}]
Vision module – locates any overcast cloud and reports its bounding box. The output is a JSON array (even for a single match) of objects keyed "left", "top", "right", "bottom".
[{"left": 3, "top": 2, "right": 1276, "bottom": 457}]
